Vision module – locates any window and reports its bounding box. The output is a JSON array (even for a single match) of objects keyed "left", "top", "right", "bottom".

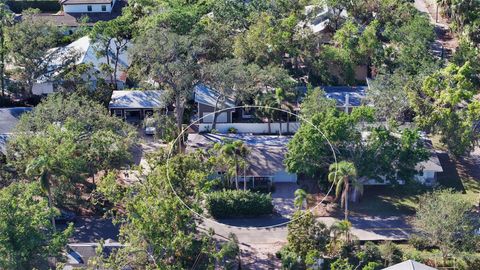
[
  {"left": 114, "top": 110, "right": 123, "bottom": 117},
  {"left": 87, "top": 5, "right": 92, "bottom": 11},
  {"left": 101, "top": 5, "right": 106, "bottom": 11}
]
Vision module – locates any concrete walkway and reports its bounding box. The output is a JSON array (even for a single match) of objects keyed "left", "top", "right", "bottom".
[{"left": 414, "top": 0, "right": 458, "bottom": 58}]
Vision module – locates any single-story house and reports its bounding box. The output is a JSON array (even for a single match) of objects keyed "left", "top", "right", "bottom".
[
  {"left": 361, "top": 138, "right": 443, "bottom": 187},
  {"left": 0, "top": 107, "right": 32, "bottom": 155},
  {"left": 187, "top": 133, "right": 298, "bottom": 185},
  {"left": 25, "top": 0, "right": 126, "bottom": 29},
  {"left": 194, "top": 84, "right": 237, "bottom": 124},
  {"left": 383, "top": 260, "right": 437, "bottom": 270},
  {"left": 322, "top": 86, "right": 367, "bottom": 113},
  {"left": 304, "top": 5, "right": 348, "bottom": 35},
  {"left": 32, "top": 36, "right": 130, "bottom": 95},
  {"left": 109, "top": 90, "right": 167, "bottom": 122}
]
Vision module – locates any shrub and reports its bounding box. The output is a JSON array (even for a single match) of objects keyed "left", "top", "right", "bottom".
[
  {"left": 227, "top": 127, "right": 238, "bottom": 134},
  {"left": 6, "top": 1, "right": 60, "bottom": 13},
  {"left": 205, "top": 190, "right": 273, "bottom": 218}
]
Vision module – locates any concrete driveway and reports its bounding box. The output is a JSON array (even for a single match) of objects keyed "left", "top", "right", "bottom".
[{"left": 271, "top": 182, "right": 298, "bottom": 218}]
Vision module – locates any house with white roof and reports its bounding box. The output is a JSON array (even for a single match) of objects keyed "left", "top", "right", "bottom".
[
  {"left": 109, "top": 90, "right": 167, "bottom": 122},
  {"left": 61, "top": 0, "right": 118, "bottom": 14},
  {"left": 383, "top": 260, "right": 437, "bottom": 270},
  {"left": 32, "top": 36, "right": 130, "bottom": 95}
]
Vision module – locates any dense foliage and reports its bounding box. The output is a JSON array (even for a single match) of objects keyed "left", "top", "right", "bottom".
[
  {"left": 0, "top": 182, "right": 73, "bottom": 269},
  {"left": 206, "top": 189, "right": 273, "bottom": 218}
]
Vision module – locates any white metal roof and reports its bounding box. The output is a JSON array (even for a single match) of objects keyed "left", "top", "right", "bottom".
[
  {"left": 109, "top": 90, "right": 166, "bottom": 109},
  {"left": 383, "top": 260, "right": 437, "bottom": 270},
  {"left": 194, "top": 84, "right": 235, "bottom": 108}
]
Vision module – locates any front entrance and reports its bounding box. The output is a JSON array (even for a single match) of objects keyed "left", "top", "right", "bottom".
[{"left": 125, "top": 110, "right": 141, "bottom": 122}]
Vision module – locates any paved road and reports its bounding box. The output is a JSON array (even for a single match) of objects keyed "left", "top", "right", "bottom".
[{"left": 59, "top": 217, "right": 119, "bottom": 243}]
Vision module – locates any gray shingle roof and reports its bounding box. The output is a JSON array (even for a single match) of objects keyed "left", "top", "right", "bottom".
[
  {"left": 0, "top": 107, "right": 32, "bottom": 154},
  {"left": 109, "top": 90, "right": 166, "bottom": 109},
  {"left": 187, "top": 134, "right": 291, "bottom": 176},
  {"left": 194, "top": 84, "right": 235, "bottom": 108}
]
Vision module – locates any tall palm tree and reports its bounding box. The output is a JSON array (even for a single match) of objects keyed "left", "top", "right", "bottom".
[
  {"left": 25, "top": 156, "right": 57, "bottom": 229},
  {"left": 327, "top": 161, "right": 360, "bottom": 221},
  {"left": 274, "top": 88, "right": 294, "bottom": 135},
  {"left": 294, "top": 188, "right": 307, "bottom": 210},
  {"left": 218, "top": 140, "right": 249, "bottom": 190},
  {"left": 255, "top": 93, "right": 277, "bottom": 134}
]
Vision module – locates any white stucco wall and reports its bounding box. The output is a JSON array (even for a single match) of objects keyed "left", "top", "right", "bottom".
[
  {"left": 63, "top": 1, "right": 114, "bottom": 13},
  {"left": 32, "top": 82, "right": 54, "bottom": 95},
  {"left": 272, "top": 170, "right": 297, "bottom": 183},
  {"left": 198, "top": 122, "right": 300, "bottom": 134}
]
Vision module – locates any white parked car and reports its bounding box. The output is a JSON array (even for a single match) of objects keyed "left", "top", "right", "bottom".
[{"left": 145, "top": 127, "right": 156, "bottom": 135}]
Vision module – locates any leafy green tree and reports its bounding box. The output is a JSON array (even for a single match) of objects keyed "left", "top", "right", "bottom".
[
  {"left": 294, "top": 188, "right": 307, "bottom": 210},
  {"left": 201, "top": 58, "right": 250, "bottom": 129},
  {"left": 330, "top": 220, "right": 352, "bottom": 245},
  {"left": 0, "top": 182, "right": 73, "bottom": 269},
  {"left": 331, "top": 258, "right": 354, "bottom": 270},
  {"left": 409, "top": 62, "right": 480, "bottom": 157},
  {"left": 90, "top": 14, "right": 133, "bottom": 89},
  {"left": 5, "top": 10, "right": 77, "bottom": 96},
  {"left": 378, "top": 241, "right": 403, "bottom": 267},
  {"left": 286, "top": 211, "right": 330, "bottom": 259},
  {"left": 129, "top": 26, "right": 200, "bottom": 149},
  {"left": 328, "top": 161, "right": 358, "bottom": 221},
  {"left": 7, "top": 94, "right": 135, "bottom": 208},
  {"left": 0, "top": 3, "right": 13, "bottom": 97},
  {"left": 104, "top": 152, "right": 218, "bottom": 268},
  {"left": 413, "top": 189, "right": 479, "bottom": 264},
  {"left": 366, "top": 71, "right": 412, "bottom": 122},
  {"left": 299, "top": 86, "right": 336, "bottom": 120}
]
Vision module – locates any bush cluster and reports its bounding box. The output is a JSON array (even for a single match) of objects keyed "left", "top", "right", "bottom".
[{"left": 205, "top": 190, "right": 273, "bottom": 218}]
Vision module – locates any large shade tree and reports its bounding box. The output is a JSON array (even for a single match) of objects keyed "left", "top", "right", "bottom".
[
  {"left": 0, "top": 182, "right": 73, "bottom": 269},
  {"left": 5, "top": 10, "right": 78, "bottom": 96},
  {"left": 413, "top": 189, "right": 479, "bottom": 264},
  {"left": 7, "top": 94, "right": 135, "bottom": 209}
]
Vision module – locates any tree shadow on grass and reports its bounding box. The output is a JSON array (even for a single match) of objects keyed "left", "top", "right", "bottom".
[{"left": 436, "top": 152, "right": 465, "bottom": 192}]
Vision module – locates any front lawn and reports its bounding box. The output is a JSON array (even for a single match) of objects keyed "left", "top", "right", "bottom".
[{"left": 348, "top": 185, "right": 428, "bottom": 216}]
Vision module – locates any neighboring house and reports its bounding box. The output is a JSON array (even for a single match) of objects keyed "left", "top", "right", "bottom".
[
  {"left": 383, "top": 260, "right": 437, "bottom": 270},
  {"left": 194, "top": 85, "right": 300, "bottom": 134},
  {"left": 33, "top": 36, "right": 130, "bottom": 95},
  {"left": 361, "top": 138, "right": 443, "bottom": 187},
  {"left": 187, "top": 133, "right": 298, "bottom": 185},
  {"left": 61, "top": 0, "right": 118, "bottom": 14},
  {"left": 304, "top": 5, "right": 348, "bottom": 36},
  {"left": 65, "top": 241, "right": 123, "bottom": 268},
  {"left": 322, "top": 86, "right": 368, "bottom": 113},
  {"left": 0, "top": 107, "right": 32, "bottom": 155},
  {"left": 194, "top": 84, "right": 236, "bottom": 124},
  {"left": 109, "top": 90, "right": 167, "bottom": 122},
  {"left": 27, "top": 0, "right": 126, "bottom": 29}
]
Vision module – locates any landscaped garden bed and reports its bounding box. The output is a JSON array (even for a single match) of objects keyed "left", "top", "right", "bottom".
[{"left": 205, "top": 189, "right": 273, "bottom": 218}]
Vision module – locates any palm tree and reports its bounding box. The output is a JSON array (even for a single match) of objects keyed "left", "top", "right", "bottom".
[
  {"left": 274, "top": 88, "right": 294, "bottom": 135},
  {"left": 25, "top": 156, "right": 57, "bottom": 229},
  {"left": 294, "top": 188, "right": 308, "bottom": 210},
  {"left": 255, "top": 93, "right": 277, "bottom": 134},
  {"left": 218, "top": 140, "right": 249, "bottom": 190},
  {"left": 327, "top": 161, "right": 360, "bottom": 221},
  {"left": 330, "top": 220, "right": 352, "bottom": 244}
]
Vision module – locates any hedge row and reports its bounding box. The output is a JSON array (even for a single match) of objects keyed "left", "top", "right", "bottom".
[
  {"left": 7, "top": 1, "right": 61, "bottom": 13},
  {"left": 205, "top": 190, "right": 273, "bottom": 218}
]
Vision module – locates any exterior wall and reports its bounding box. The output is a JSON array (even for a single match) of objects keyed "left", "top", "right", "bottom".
[
  {"left": 32, "top": 82, "right": 54, "bottom": 95},
  {"left": 197, "top": 103, "right": 234, "bottom": 123},
  {"left": 272, "top": 170, "right": 297, "bottom": 183},
  {"left": 63, "top": 1, "right": 114, "bottom": 13},
  {"left": 198, "top": 122, "right": 301, "bottom": 134},
  {"left": 109, "top": 107, "right": 162, "bottom": 121}
]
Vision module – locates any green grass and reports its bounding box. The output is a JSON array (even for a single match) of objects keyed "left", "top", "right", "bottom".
[{"left": 349, "top": 185, "right": 428, "bottom": 216}]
